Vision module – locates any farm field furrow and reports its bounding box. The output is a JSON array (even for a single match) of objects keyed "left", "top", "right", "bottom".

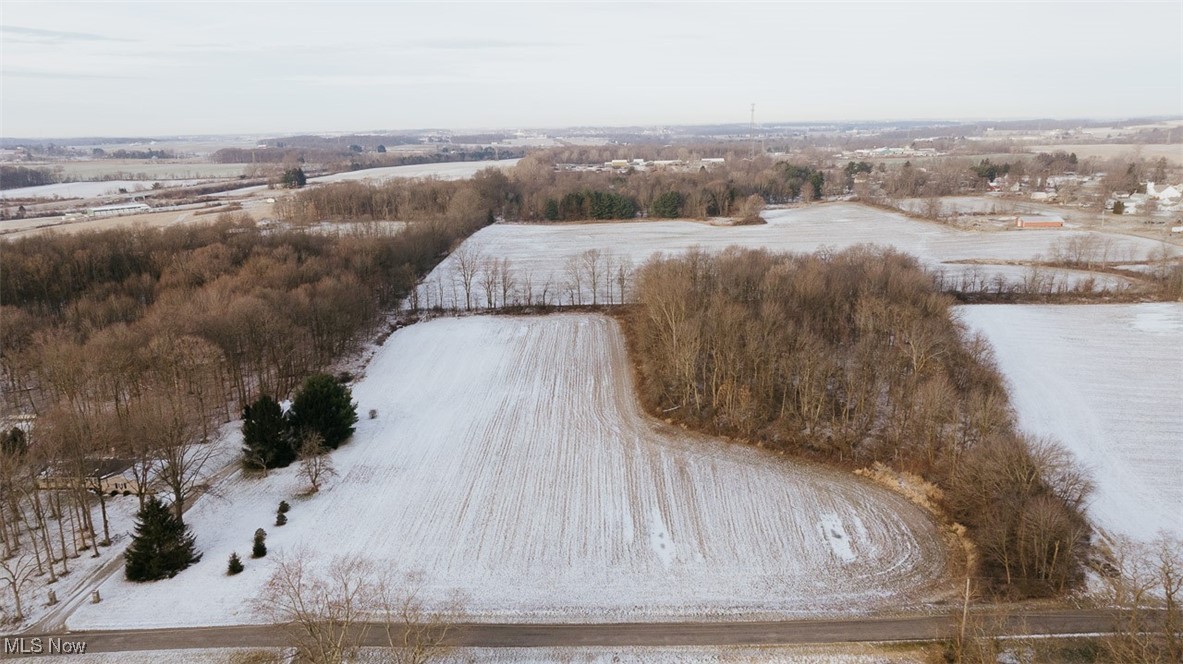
[
  {"left": 66, "top": 314, "right": 949, "bottom": 630},
  {"left": 958, "top": 303, "right": 1183, "bottom": 540},
  {"left": 415, "top": 203, "right": 1168, "bottom": 308}
]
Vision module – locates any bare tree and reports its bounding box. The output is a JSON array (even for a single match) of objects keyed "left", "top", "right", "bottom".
[
  {"left": 257, "top": 552, "right": 456, "bottom": 664},
  {"left": 563, "top": 255, "right": 583, "bottom": 306},
  {"left": 0, "top": 551, "right": 37, "bottom": 621},
  {"left": 451, "top": 246, "right": 481, "bottom": 311},
  {"left": 256, "top": 553, "right": 374, "bottom": 664},
  {"left": 496, "top": 258, "right": 516, "bottom": 308},
  {"left": 379, "top": 575, "right": 455, "bottom": 664},
  {"left": 298, "top": 432, "right": 336, "bottom": 494},
  {"left": 580, "top": 249, "right": 603, "bottom": 305},
  {"left": 1101, "top": 534, "right": 1183, "bottom": 663},
  {"left": 478, "top": 257, "right": 499, "bottom": 309}
]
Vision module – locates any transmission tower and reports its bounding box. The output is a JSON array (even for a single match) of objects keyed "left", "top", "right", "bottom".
[{"left": 749, "top": 103, "right": 756, "bottom": 159}]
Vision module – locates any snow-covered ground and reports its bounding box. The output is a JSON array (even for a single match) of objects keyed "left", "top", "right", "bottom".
[
  {"left": 309, "top": 158, "right": 520, "bottom": 185},
  {"left": 415, "top": 203, "right": 1166, "bottom": 308},
  {"left": 208, "top": 159, "right": 521, "bottom": 199},
  {"left": 958, "top": 303, "right": 1183, "bottom": 541},
  {"left": 0, "top": 179, "right": 206, "bottom": 200},
  {"left": 894, "top": 196, "right": 1064, "bottom": 218},
  {"left": 66, "top": 314, "right": 949, "bottom": 630}
]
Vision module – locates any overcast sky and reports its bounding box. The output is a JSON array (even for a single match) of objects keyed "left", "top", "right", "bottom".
[{"left": 2, "top": 1, "right": 1181, "bottom": 138}]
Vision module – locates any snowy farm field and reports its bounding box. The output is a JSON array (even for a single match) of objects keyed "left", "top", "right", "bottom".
[
  {"left": 416, "top": 203, "right": 1170, "bottom": 308},
  {"left": 959, "top": 303, "right": 1183, "bottom": 541},
  {"left": 310, "top": 158, "right": 521, "bottom": 185},
  {"left": 207, "top": 158, "right": 522, "bottom": 200},
  {"left": 0, "top": 179, "right": 207, "bottom": 200},
  {"left": 67, "top": 314, "right": 950, "bottom": 630}
]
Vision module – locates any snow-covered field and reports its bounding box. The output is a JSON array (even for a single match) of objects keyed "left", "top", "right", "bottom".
[
  {"left": 958, "top": 303, "right": 1183, "bottom": 541},
  {"left": 0, "top": 179, "right": 206, "bottom": 200},
  {"left": 894, "top": 196, "right": 1066, "bottom": 218},
  {"left": 67, "top": 314, "right": 949, "bottom": 630},
  {"left": 415, "top": 203, "right": 1166, "bottom": 308},
  {"left": 310, "top": 158, "right": 520, "bottom": 185},
  {"left": 208, "top": 159, "right": 522, "bottom": 199}
]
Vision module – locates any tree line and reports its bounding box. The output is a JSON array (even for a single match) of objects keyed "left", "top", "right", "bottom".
[
  {"left": 0, "top": 166, "right": 59, "bottom": 190},
  {"left": 273, "top": 156, "right": 834, "bottom": 227},
  {"left": 623, "top": 246, "right": 1093, "bottom": 597}
]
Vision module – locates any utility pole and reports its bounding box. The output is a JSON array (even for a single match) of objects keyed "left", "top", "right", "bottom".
[{"left": 959, "top": 576, "right": 971, "bottom": 650}]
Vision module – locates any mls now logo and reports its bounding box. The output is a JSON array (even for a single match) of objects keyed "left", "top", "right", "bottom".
[{"left": 4, "top": 637, "right": 88, "bottom": 654}]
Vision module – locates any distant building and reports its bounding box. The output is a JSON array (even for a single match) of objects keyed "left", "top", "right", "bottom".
[
  {"left": 1014, "top": 215, "right": 1064, "bottom": 229},
  {"left": 1147, "top": 182, "right": 1181, "bottom": 202},
  {"left": 38, "top": 458, "right": 140, "bottom": 496},
  {"left": 87, "top": 202, "right": 151, "bottom": 218}
]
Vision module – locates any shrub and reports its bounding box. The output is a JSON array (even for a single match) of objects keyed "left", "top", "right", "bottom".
[
  {"left": 278, "top": 500, "right": 290, "bottom": 514},
  {"left": 275, "top": 512, "right": 287, "bottom": 527},
  {"left": 252, "top": 528, "right": 267, "bottom": 559},
  {"left": 227, "top": 552, "right": 244, "bottom": 575}
]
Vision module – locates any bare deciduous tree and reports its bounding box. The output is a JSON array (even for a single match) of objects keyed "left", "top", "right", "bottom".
[
  {"left": 0, "top": 551, "right": 37, "bottom": 621},
  {"left": 1101, "top": 534, "right": 1183, "bottom": 663},
  {"left": 298, "top": 433, "right": 336, "bottom": 494},
  {"left": 451, "top": 246, "right": 481, "bottom": 311},
  {"left": 257, "top": 552, "right": 456, "bottom": 664}
]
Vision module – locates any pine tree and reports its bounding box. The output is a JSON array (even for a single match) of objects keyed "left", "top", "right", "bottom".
[
  {"left": 227, "top": 552, "right": 244, "bottom": 575},
  {"left": 242, "top": 395, "right": 296, "bottom": 469},
  {"left": 124, "top": 496, "right": 202, "bottom": 582},
  {"left": 278, "top": 500, "right": 291, "bottom": 514},
  {"left": 275, "top": 512, "right": 287, "bottom": 526},
  {"left": 289, "top": 374, "right": 358, "bottom": 450},
  {"left": 281, "top": 167, "right": 307, "bottom": 188},
  {"left": 252, "top": 528, "right": 267, "bottom": 558}
]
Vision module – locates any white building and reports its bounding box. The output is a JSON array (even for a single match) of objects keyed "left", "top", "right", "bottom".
[
  {"left": 87, "top": 202, "right": 151, "bottom": 217},
  {"left": 1147, "top": 182, "right": 1181, "bottom": 202}
]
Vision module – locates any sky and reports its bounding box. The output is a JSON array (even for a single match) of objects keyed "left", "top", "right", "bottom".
[{"left": 1, "top": 1, "right": 1181, "bottom": 138}]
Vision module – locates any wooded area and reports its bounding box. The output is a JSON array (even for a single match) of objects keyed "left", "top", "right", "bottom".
[
  {"left": 0, "top": 190, "right": 489, "bottom": 610},
  {"left": 624, "top": 247, "right": 1093, "bottom": 597}
]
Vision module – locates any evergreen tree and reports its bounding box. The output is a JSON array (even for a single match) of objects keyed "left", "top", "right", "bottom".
[
  {"left": 227, "top": 552, "right": 244, "bottom": 575},
  {"left": 543, "top": 199, "right": 560, "bottom": 221},
  {"left": 278, "top": 500, "right": 291, "bottom": 514},
  {"left": 275, "top": 512, "right": 287, "bottom": 526},
  {"left": 289, "top": 374, "right": 358, "bottom": 450},
  {"left": 281, "top": 167, "right": 307, "bottom": 188},
  {"left": 1, "top": 427, "right": 27, "bottom": 457},
  {"left": 651, "top": 191, "right": 684, "bottom": 218},
  {"left": 242, "top": 395, "right": 296, "bottom": 469},
  {"left": 252, "top": 528, "right": 268, "bottom": 558},
  {"left": 124, "top": 496, "right": 202, "bottom": 582}
]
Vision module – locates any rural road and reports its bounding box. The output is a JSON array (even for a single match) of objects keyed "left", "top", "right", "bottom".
[{"left": 4, "top": 609, "right": 1131, "bottom": 656}]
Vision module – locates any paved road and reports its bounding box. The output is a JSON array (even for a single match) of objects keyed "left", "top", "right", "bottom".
[{"left": 3, "top": 609, "right": 1129, "bottom": 656}]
